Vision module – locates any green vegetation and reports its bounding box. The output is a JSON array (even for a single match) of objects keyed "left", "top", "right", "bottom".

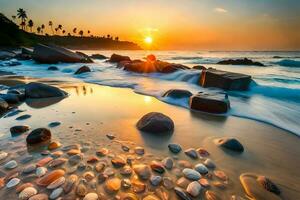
[{"left": 0, "top": 11, "right": 141, "bottom": 50}]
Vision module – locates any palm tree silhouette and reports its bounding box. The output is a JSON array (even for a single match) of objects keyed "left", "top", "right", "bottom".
[
  {"left": 55, "top": 27, "right": 58, "bottom": 34},
  {"left": 107, "top": 34, "right": 110, "bottom": 39},
  {"left": 49, "top": 21, "right": 54, "bottom": 35},
  {"left": 62, "top": 30, "right": 66, "bottom": 35},
  {"left": 88, "top": 30, "right": 90, "bottom": 36},
  {"left": 28, "top": 19, "right": 34, "bottom": 32},
  {"left": 73, "top": 28, "right": 77, "bottom": 35},
  {"left": 17, "top": 8, "right": 27, "bottom": 30},
  {"left": 79, "top": 30, "right": 83, "bottom": 37},
  {"left": 57, "top": 24, "right": 62, "bottom": 34},
  {"left": 37, "top": 26, "right": 41, "bottom": 34},
  {"left": 41, "top": 24, "right": 45, "bottom": 34}
]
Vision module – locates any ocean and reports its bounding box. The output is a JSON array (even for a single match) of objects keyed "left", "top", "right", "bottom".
[{"left": 1, "top": 50, "right": 300, "bottom": 136}]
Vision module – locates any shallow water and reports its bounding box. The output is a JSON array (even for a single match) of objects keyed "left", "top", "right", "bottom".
[
  {"left": 1, "top": 51, "right": 300, "bottom": 136},
  {"left": 0, "top": 83, "right": 299, "bottom": 199}
]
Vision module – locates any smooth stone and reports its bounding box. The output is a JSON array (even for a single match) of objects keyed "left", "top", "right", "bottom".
[
  {"left": 36, "top": 169, "right": 65, "bottom": 186},
  {"left": 163, "top": 177, "right": 174, "bottom": 190},
  {"left": 48, "top": 141, "right": 62, "bottom": 150},
  {"left": 28, "top": 193, "right": 48, "bottom": 200},
  {"left": 150, "top": 175, "right": 162, "bottom": 186},
  {"left": 48, "top": 121, "right": 61, "bottom": 128},
  {"left": 205, "top": 191, "right": 222, "bottom": 200},
  {"left": 0, "top": 151, "right": 8, "bottom": 161},
  {"left": 10, "top": 125, "right": 30, "bottom": 135},
  {"left": 50, "top": 187, "right": 63, "bottom": 199},
  {"left": 48, "top": 158, "right": 67, "bottom": 168},
  {"left": 121, "top": 193, "right": 139, "bottom": 200},
  {"left": 196, "top": 148, "right": 210, "bottom": 157},
  {"left": 20, "top": 155, "right": 34, "bottom": 164},
  {"left": 134, "top": 146, "right": 145, "bottom": 155},
  {"left": 162, "top": 89, "right": 193, "bottom": 99},
  {"left": 76, "top": 183, "right": 87, "bottom": 197},
  {"left": 121, "top": 145, "right": 130, "bottom": 152},
  {"left": 51, "top": 151, "right": 63, "bottom": 158},
  {"left": 168, "top": 143, "right": 182, "bottom": 154},
  {"left": 204, "top": 159, "right": 216, "bottom": 169},
  {"left": 155, "top": 187, "right": 169, "bottom": 200},
  {"left": 214, "top": 170, "right": 228, "bottom": 181},
  {"left": 186, "top": 181, "right": 202, "bottom": 197},
  {"left": 68, "top": 154, "right": 83, "bottom": 165},
  {"left": 97, "top": 173, "right": 108, "bottom": 183},
  {"left": 4, "top": 160, "right": 18, "bottom": 169},
  {"left": 25, "top": 82, "right": 67, "bottom": 98},
  {"left": 199, "top": 178, "right": 210, "bottom": 187},
  {"left": 74, "top": 66, "right": 91, "bottom": 74},
  {"left": 106, "top": 134, "right": 115, "bottom": 140},
  {"left": 133, "top": 164, "right": 151, "bottom": 180},
  {"left": 87, "top": 156, "right": 99, "bottom": 163},
  {"left": 62, "top": 144, "right": 80, "bottom": 151},
  {"left": 103, "top": 167, "right": 115, "bottom": 176},
  {"left": 105, "top": 178, "right": 121, "bottom": 193},
  {"left": 95, "top": 162, "right": 106, "bottom": 172},
  {"left": 109, "top": 53, "right": 131, "bottom": 63},
  {"left": 150, "top": 161, "right": 165, "bottom": 174},
  {"left": 36, "top": 167, "right": 47, "bottom": 177},
  {"left": 37, "top": 157, "right": 53, "bottom": 167},
  {"left": 194, "top": 163, "right": 208, "bottom": 174},
  {"left": 19, "top": 187, "right": 37, "bottom": 200},
  {"left": 83, "top": 192, "right": 98, "bottom": 200},
  {"left": 132, "top": 180, "right": 146, "bottom": 193},
  {"left": 162, "top": 157, "right": 173, "bottom": 170},
  {"left": 26, "top": 128, "right": 51, "bottom": 145},
  {"left": 16, "top": 183, "right": 34, "bottom": 193},
  {"left": 63, "top": 174, "right": 78, "bottom": 194},
  {"left": 183, "top": 168, "right": 201, "bottom": 181},
  {"left": 47, "top": 176, "right": 65, "bottom": 189},
  {"left": 90, "top": 54, "right": 107, "bottom": 60},
  {"left": 96, "top": 148, "right": 109, "bottom": 156},
  {"left": 217, "top": 138, "right": 244, "bottom": 152},
  {"left": 121, "top": 178, "right": 132, "bottom": 189},
  {"left": 22, "top": 164, "right": 36, "bottom": 174},
  {"left": 174, "top": 187, "right": 192, "bottom": 200},
  {"left": 83, "top": 171, "right": 95, "bottom": 181},
  {"left": 120, "top": 165, "right": 133, "bottom": 176},
  {"left": 16, "top": 114, "right": 31, "bottom": 121},
  {"left": 176, "top": 177, "right": 190, "bottom": 188},
  {"left": 47, "top": 66, "right": 59, "bottom": 71},
  {"left": 6, "top": 177, "right": 20, "bottom": 188},
  {"left": 184, "top": 148, "right": 198, "bottom": 159},
  {"left": 111, "top": 156, "right": 126, "bottom": 168},
  {"left": 137, "top": 112, "right": 174, "bottom": 133}
]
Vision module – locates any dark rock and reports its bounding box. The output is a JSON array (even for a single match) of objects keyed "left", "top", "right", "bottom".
[
  {"left": 10, "top": 125, "right": 30, "bottom": 135},
  {"left": 257, "top": 176, "right": 281, "bottom": 195},
  {"left": 163, "top": 89, "right": 193, "bottom": 99},
  {"left": 21, "top": 47, "right": 33, "bottom": 55},
  {"left": 150, "top": 161, "right": 165, "bottom": 174},
  {"left": 217, "top": 58, "right": 264, "bottom": 66},
  {"left": 25, "top": 82, "right": 67, "bottom": 98},
  {"left": 217, "top": 138, "right": 244, "bottom": 152},
  {"left": 74, "top": 66, "right": 91, "bottom": 74},
  {"left": 48, "top": 121, "right": 61, "bottom": 128},
  {"left": 75, "top": 51, "right": 93, "bottom": 63},
  {"left": 193, "top": 65, "right": 206, "bottom": 70},
  {"left": 109, "top": 54, "right": 131, "bottom": 63},
  {"left": 32, "top": 44, "right": 92, "bottom": 64},
  {"left": 14, "top": 53, "right": 31, "bottom": 60},
  {"left": 174, "top": 187, "right": 192, "bottom": 200},
  {"left": 0, "top": 50, "right": 16, "bottom": 60},
  {"left": 0, "top": 98, "right": 9, "bottom": 114},
  {"left": 168, "top": 143, "right": 182, "bottom": 154},
  {"left": 90, "top": 54, "right": 107, "bottom": 60},
  {"left": 0, "top": 93, "right": 23, "bottom": 104},
  {"left": 189, "top": 92, "right": 230, "bottom": 114},
  {"left": 26, "top": 128, "right": 51, "bottom": 145},
  {"left": 199, "top": 69, "right": 252, "bottom": 90},
  {"left": 15, "top": 114, "right": 31, "bottom": 120},
  {"left": 137, "top": 112, "right": 174, "bottom": 133},
  {"left": 48, "top": 66, "right": 59, "bottom": 71}
]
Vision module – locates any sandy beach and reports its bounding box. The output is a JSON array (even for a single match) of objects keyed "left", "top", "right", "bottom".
[{"left": 0, "top": 75, "right": 299, "bottom": 199}]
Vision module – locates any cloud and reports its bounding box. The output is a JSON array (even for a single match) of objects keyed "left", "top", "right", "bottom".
[{"left": 214, "top": 7, "right": 228, "bottom": 13}]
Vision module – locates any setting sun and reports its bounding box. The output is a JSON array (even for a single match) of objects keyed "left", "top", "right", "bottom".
[{"left": 144, "top": 36, "right": 153, "bottom": 44}]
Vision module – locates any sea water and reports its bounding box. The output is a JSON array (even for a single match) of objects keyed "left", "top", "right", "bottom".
[{"left": 1, "top": 50, "right": 300, "bottom": 135}]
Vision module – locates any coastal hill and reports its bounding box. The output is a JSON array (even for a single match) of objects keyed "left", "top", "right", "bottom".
[{"left": 0, "top": 13, "right": 141, "bottom": 50}]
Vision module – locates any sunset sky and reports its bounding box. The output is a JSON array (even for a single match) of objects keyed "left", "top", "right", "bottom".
[{"left": 1, "top": 0, "right": 300, "bottom": 50}]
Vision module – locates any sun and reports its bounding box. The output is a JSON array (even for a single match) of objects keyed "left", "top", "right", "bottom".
[{"left": 144, "top": 36, "right": 153, "bottom": 44}]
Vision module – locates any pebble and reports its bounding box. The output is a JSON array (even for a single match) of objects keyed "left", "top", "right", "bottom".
[
  {"left": 63, "top": 174, "right": 78, "bottom": 194},
  {"left": 41, "top": 150, "right": 50, "bottom": 156},
  {"left": 186, "top": 181, "right": 202, "bottom": 197},
  {"left": 19, "top": 187, "right": 37, "bottom": 200},
  {"left": 194, "top": 163, "right": 208, "bottom": 174},
  {"left": 133, "top": 164, "right": 151, "bottom": 180},
  {"left": 199, "top": 178, "right": 210, "bottom": 187},
  {"left": 105, "top": 178, "right": 121, "bottom": 193},
  {"left": 121, "top": 145, "right": 130, "bottom": 152},
  {"left": 87, "top": 156, "right": 99, "bottom": 163},
  {"left": 22, "top": 164, "right": 36, "bottom": 174},
  {"left": 204, "top": 159, "right": 216, "bottom": 169},
  {"left": 121, "top": 178, "right": 132, "bottom": 189},
  {"left": 217, "top": 137, "right": 244, "bottom": 152},
  {"left": 214, "top": 170, "right": 228, "bottom": 181},
  {"left": 62, "top": 144, "right": 80, "bottom": 151},
  {"left": 48, "top": 141, "right": 62, "bottom": 150},
  {"left": 67, "top": 149, "right": 81, "bottom": 156},
  {"left": 48, "top": 158, "right": 67, "bottom": 168},
  {"left": 6, "top": 177, "right": 20, "bottom": 188},
  {"left": 28, "top": 193, "right": 49, "bottom": 200},
  {"left": 176, "top": 177, "right": 190, "bottom": 188},
  {"left": 168, "top": 143, "right": 182, "bottom": 153},
  {"left": 76, "top": 183, "right": 87, "bottom": 197},
  {"left": 257, "top": 175, "right": 281, "bottom": 195},
  {"left": 96, "top": 148, "right": 109, "bottom": 157},
  {"left": 150, "top": 161, "right": 165, "bottom": 173},
  {"left": 183, "top": 168, "right": 201, "bottom": 181},
  {"left": 197, "top": 148, "right": 210, "bottom": 157},
  {"left": 83, "top": 193, "right": 98, "bottom": 200},
  {"left": 163, "top": 177, "right": 174, "bottom": 190},
  {"left": 10, "top": 125, "right": 30, "bottom": 135},
  {"left": 68, "top": 154, "right": 83, "bottom": 165},
  {"left": 111, "top": 156, "right": 126, "bottom": 168},
  {"left": 16, "top": 183, "right": 34, "bottom": 193},
  {"left": 184, "top": 148, "right": 198, "bottom": 159},
  {"left": 50, "top": 187, "right": 63, "bottom": 199},
  {"left": 134, "top": 146, "right": 145, "bottom": 155},
  {"left": 83, "top": 171, "right": 95, "bottom": 181},
  {"left": 143, "top": 195, "right": 160, "bottom": 200},
  {"left": 37, "top": 157, "right": 53, "bottom": 167},
  {"left": 47, "top": 176, "right": 66, "bottom": 189},
  {"left": 132, "top": 180, "right": 146, "bottom": 193},
  {"left": 205, "top": 191, "right": 221, "bottom": 200},
  {"left": 36, "top": 167, "right": 47, "bottom": 177},
  {"left": 155, "top": 187, "right": 169, "bottom": 200},
  {"left": 95, "top": 162, "right": 106, "bottom": 172},
  {"left": 4, "top": 160, "right": 18, "bottom": 169},
  {"left": 20, "top": 155, "right": 34, "bottom": 164},
  {"left": 16, "top": 114, "right": 31, "bottom": 120},
  {"left": 174, "top": 187, "right": 192, "bottom": 200},
  {"left": 150, "top": 175, "right": 162, "bottom": 186},
  {"left": 120, "top": 165, "right": 133, "bottom": 176},
  {"left": 51, "top": 151, "right": 63, "bottom": 158},
  {"left": 36, "top": 169, "right": 65, "bottom": 186},
  {"left": 162, "top": 157, "right": 173, "bottom": 170},
  {"left": 48, "top": 121, "right": 61, "bottom": 128},
  {"left": 97, "top": 173, "right": 108, "bottom": 183},
  {"left": 103, "top": 167, "right": 115, "bottom": 176},
  {"left": 106, "top": 134, "right": 115, "bottom": 140}
]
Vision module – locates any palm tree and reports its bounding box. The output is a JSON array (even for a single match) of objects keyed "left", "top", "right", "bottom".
[
  {"left": 41, "top": 24, "right": 45, "bottom": 34},
  {"left": 107, "top": 34, "right": 110, "bottom": 39},
  {"left": 62, "top": 30, "right": 66, "bottom": 35},
  {"left": 57, "top": 24, "right": 62, "bottom": 34},
  {"left": 37, "top": 26, "right": 41, "bottom": 34},
  {"left": 73, "top": 28, "right": 77, "bottom": 35},
  {"left": 17, "top": 8, "right": 27, "bottom": 30},
  {"left": 79, "top": 30, "right": 83, "bottom": 37},
  {"left": 27, "top": 19, "right": 34, "bottom": 32},
  {"left": 48, "top": 21, "right": 54, "bottom": 35},
  {"left": 55, "top": 27, "right": 58, "bottom": 34},
  {"left": 88, "top": 30, "right": 90, "bottom": 36},
  {"left": 115, "top": 37, "right": 119, "bottom": 41}
]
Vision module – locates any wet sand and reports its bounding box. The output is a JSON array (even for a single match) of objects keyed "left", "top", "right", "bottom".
[{"left": 0, "top": 77, "right": 300, "bottom": 199}]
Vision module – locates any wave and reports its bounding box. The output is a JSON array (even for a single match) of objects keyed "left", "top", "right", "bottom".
[
  {"left": 274, "top": 59, "right": 300, "bottom": 68},
  {"left": 170, "top": 56, "right": 203, "bottom": 60}
]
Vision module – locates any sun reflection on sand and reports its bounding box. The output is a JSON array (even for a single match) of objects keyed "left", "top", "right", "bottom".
[{"left": 143, "top": 96, "right": 152, "bottom": 103}]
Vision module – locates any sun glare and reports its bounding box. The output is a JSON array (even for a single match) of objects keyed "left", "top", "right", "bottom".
[{"left": 144, "top": 36, "right": 153, "bottom": 44}]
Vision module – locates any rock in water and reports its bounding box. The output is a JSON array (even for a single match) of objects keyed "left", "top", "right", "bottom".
[
  {"left": 4, "top": 160, "right": 18, "bottom": 169},
  {"left": 194, "top": 164, "right": 208, "bottom": 174},
  {"left": 90, "top": 54, "right": 107, "bottom": 60},
  {"left": 109, "top": 54, "right": 131, "bottom": 63},
  {"left": 26, "top": 128, "right": 51, "bottom": 145},
  {"left": 199, "top": 68, "right": 252, "bottom": 90},
  {"left": 137, "top": 112, "right": 174, "bottom": 133},
  {"left": 217, "top": 58, "right": 264, "bottom": 66},
  {"left": 184, "top": 148, "right": 198, "bottom": 159},
  {"left": 168, "top": 143, "right": 182, "bottom": 153},
  {"left": 182, "top": 168, "right": 201, "bottom": 181},
  {"left": 47, "top": 66, "right": 59, "bottom": 71},
  {"left": 217, "top": 138, "right": 244, "bottom": 152},
  {"left": 162, "top": 157, "right": 173, "bottom": 170},
  {"left": 133, "top": 164, "right": 151, "bottom": 180},
  {"left": 189, "top": 92, "right": 230, "bottom": 114},
  {"left": 74, "top": 66, "right": 91, "bottom": 74},
  {"left": 0, "top": 98, "right": 9, "bottom": 114},
  {"left": 6, "top": 178, "right": 20, "bottom": 188},
  {"left": 10, "top": 125, "right": 30, "bottom": 135},
  {"left": 174, "top": 187, "right": 192, "bottom": 200},
  {"left": 25, "top": 82, "right": 67, "bottom": 98},
  {"left": 163, "top": 89, "right": 193, "bottom": 99},
  {"left": 32, "top": 44, "right": 91, "bottom": 63},
  {"left": 186, "top": 181, "right": 202, "bottom": 197}
]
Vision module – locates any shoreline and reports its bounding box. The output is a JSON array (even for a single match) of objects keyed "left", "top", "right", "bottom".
[{"left": 0, "top": 75, "right": 299, "bottom": 199}]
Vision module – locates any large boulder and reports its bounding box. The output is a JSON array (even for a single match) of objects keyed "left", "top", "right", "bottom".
[
  {"left": 137, "top": 112, "right": 174, "bottom": 133},
  {"left": 199, "top": 69, "right": 252, "bottom": 90},
  {"left": 32, "top": 44, "right": 92, "bottom": 64},
  {"left": 217, "top": 58, "right": 264, "bottom": 66},
  {"left": 74, "top": 66, "right": 91, "bottom": 74},
  {"left": 26, "top": 128, "right": 51, "bottom": 145},
  {"left": 163, "top": 89, "right": 193, "bottom": 99},
  {"left": 25, "top": 82, "right": 67, "bottom": 98},
  {"left": 189, "top": 92, "right": 230, "bottom": 114},
  {"left": 109, "top": 54, "right": 131, "bottom": 63}
]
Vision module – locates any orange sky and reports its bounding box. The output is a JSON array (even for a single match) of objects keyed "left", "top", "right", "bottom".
[{"left": 1, "top": 0, "right": 300, "bottom": 50}]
